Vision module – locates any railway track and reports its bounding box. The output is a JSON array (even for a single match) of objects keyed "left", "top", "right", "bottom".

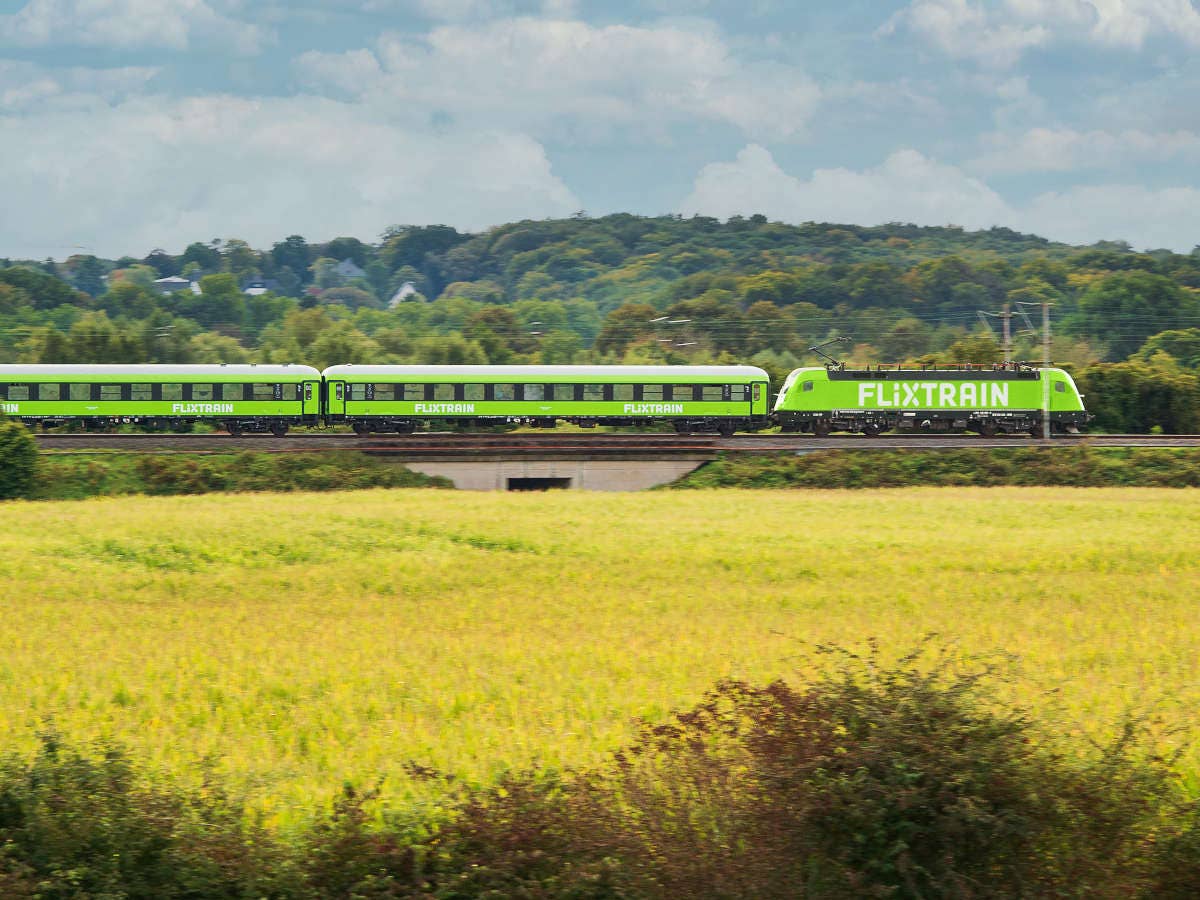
[{"left": 32, "top": 432, "right": 1200, "bottom": 454}]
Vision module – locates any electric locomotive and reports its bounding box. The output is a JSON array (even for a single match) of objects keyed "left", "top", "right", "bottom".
[{"left": 773, "top": 364, "right": 1089, "bottom": 436}]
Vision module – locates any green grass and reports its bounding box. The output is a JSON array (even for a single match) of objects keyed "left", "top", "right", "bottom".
[{"left": 1, "top": 487, "right": 1197, "bottom": 826}]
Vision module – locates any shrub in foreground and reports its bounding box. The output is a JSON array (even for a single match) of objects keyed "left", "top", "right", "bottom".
[
  {"left": 415, "top": 646, "right": 1190, "bottom": 898},
  {"left": 3, "top": 647, "right": 1199, "bottom": 897}
]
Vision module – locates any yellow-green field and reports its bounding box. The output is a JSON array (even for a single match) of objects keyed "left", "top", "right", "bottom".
[{"left": 1, "top": 487, "right": 1198, "bottom": 825}]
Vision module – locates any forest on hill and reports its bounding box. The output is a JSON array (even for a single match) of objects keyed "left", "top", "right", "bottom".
[{"left": 2, "top": 215, "right": 1199, "bottom": 431}]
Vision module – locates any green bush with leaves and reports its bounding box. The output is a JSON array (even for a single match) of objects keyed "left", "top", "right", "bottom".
[
  {"left": 0, "top": 418, "right": 37, "bottom": 499},
  {"left": 1, "top": 646, "right": 1199, "bottom": 897}
]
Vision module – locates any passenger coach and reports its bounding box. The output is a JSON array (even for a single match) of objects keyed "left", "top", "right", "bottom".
[
  {"left": 323, "top": 364, "right": 771, "bottom": 434},
  {"left": 0, "top": 364, "right": 321, "bottom": 435}
]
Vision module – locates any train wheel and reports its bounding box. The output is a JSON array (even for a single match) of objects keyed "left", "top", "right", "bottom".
[
  {"left": 813, "top": 421, "right": 831, "bottom": 437},
  {"left": 862, "top": 424, "right": 881, "bottom": 437},
  {"left": 270, "top": 422, "right": 289, "bottom": 437},
  {"left": 226, "top": 422, "right": 242, "bottom": 437},
  {"left": 979, "top": 421, "right": 998, "bottom": 438},
  {"left": 718, "top": 422, "right": 735, "bottom": 437},
  {"left": 352, "top": 422, "right": 370, "bottom": 437}
]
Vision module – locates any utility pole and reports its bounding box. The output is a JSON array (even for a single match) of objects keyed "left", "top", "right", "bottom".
[
  {"left": 1014, "top": 299, "right": 1054, "bottom": 439},
  {"left": 1042, "top": 300, "right": 1052, "bottom": 441},
  {"left": 1001, "top": 303, "right": 1013, "bottom": 365}
]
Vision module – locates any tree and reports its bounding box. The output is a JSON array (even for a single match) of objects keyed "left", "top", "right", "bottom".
[
  {"left": 595, "top": 303, "right": 658, "bottom": 356},
  {"left": 221, "top": 239, "right": 259, "bottom": 279},
  {"left": 0, "top": 266, "right": 87, "bottom": 310},
  {"left": 68, "top": 255, "right": 107, "bottom": 297},
  {"left": 271, "top": 236, "right": 311, "bottom": 284},
  {"left": 109, "top": 265, "right": 158, "bottom": 290},
  {"left": 1077, "top": 361, "right": 1200, "bottom": 433},
  {"left": 1133, "top": 328, "right": 1200, "bottom": 370},
  {"left": 1077, "top": 271, "right": 1199, "bottom": 359},
  {"left": 310, "top": 258, "right": 343, "bottom": 290},
  {"left": 142, "top": 249, "right": 177, "bottom": 277},
  {"left": 324, "top": 237, "right": 368, "bottom": 268},
  {"left": 180, "top": 241, "right": 221, "bottom": 273}
]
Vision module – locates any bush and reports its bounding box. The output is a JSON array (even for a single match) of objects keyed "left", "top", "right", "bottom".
[
  {"left": 672, "top": 447, "right": 1200, "bottom": 489},
  {"left": 420, "top": 644, "right": 1188, "bottom": 898},
  {"left": 3, "top": 647, "right": 1199, "bottom": 897},
  {"left": 32, "top": 451, "right": 452, "bottom": 500},
  {"left": 0, "top": 418, "right": 37, "bottom": 499},
  {"left": 0, "top": 733, "right": 301, "bottom": 898}
]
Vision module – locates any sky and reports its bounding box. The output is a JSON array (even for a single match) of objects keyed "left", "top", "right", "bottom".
[{"left": 1, "top": 0, "right": 1199, "bottom": 258}]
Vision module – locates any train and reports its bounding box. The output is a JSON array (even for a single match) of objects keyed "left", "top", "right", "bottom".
[{"left": 0, "top": 362, "right": 1088, "bottom": 436}]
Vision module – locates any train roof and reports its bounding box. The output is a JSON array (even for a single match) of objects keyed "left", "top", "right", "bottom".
[
  {"left": 322, "top": 364, "right": 769, "bottom": 380},
  {"left": 0, "top": 364, "right": 320, "bottom": 379},
  {"left": 788, "top": 365, "right": 1067, "bottom": 381}
]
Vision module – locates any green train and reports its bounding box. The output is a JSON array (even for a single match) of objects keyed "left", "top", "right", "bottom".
[
  {"left": 0, "top": 364, "right": 321, "bottom": 435},
  {"left": 324, "top": 364, "right": 770, "bottom": 435},
  {"left": 0, "top": 362, "right": 1088, "bottom": 436},
  {"left": 773, "top": 365, "right": 1089, "bottom": 436}
]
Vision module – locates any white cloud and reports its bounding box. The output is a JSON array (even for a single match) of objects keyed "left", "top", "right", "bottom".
[
  {"left": 878, "top": 0, "right": 1049, "bottom": 67},
  {"left": 681, "top": 143, "right": 1200, "bottom": 251},
  {"left": 1024, "top": 183, "right": 1200, "bottom": 249},
  {"left": 0, "top": 0, "right": 267, "bottom": 55},
  {"left": 294, "top": 18, "right": 820, "bottom": 142},
  {"left": 883, "top": 0, "right": 1200, "bottom": 66},
  {"left": 0, "top": 93, "right": 578, "bottom": 257},
  {"left": 971, "top": 126, "right": 1200, "bottom": 172},
  {"left": 0, "top": 60, "right": 159, "bottom": 111},
  {"left": 681, "top": 144, "right": 1013, "bottom": 230}
]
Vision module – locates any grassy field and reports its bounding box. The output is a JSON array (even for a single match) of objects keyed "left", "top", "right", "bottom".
[{"left": 1, "top": 487, "right": 1198, "bottom": 826}]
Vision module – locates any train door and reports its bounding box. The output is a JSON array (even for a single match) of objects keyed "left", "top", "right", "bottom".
[
  {"left": 301, "top": 380, "right": 319, "bottom": 418},
  {"left": 327, "top": 379, "right": 347, "bottom": 421}
]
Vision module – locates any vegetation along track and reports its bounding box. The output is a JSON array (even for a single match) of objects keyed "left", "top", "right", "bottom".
[{"left": 33, "top": 432, "right": 1200, "bottom": 454}]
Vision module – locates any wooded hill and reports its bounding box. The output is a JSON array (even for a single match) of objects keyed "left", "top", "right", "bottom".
[{"left": 3, "top": 216, "right": 1199, "bottom": 431}]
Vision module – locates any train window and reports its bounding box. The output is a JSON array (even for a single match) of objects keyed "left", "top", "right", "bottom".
[
  {"left": 194, "top": 384, "right": 214, "bottom": 402},
  {"left": 434, "top": 384, "right": 455, "bottom": 401},
  {"left": 1055, "top": 381, "right": 1066, "bottom": 393},
  {"left": 702, "top": 385, "right": 724, "bottom": 401},
  {"left": 219, "top": 383, "right": 244, "bottom": 402},
  {"left": 100, "top": 384, "right": 123, "bottom": 401},
  {"left": 131, "top": 384, "right": 153, "bottom": 402},
  {"left": 69, "top": 383, "right": 90, "bottom": 401},
  {"left": 643, "top": 384, "right": 664, "bottom": 401},
  {"left": 494, "top": 384, "right": 515, "bottom": 402},
  {"left": 373, "top": 384, "right": 394, "bottom": 401},
  {"left": 582, "top": 384, "right": 604, "bottom": 402},
  {"left": 464, "top": 384, "right": 485, "bottom": 402},
  {"left": 802, "top": 381, "right": 814, "bottom": 392},
  {"left": 36, "top": 383, "right": 61, "bottom": 401},
  {"left": 523, "top": 384, "right": 544, "bottom": 401},
  {"left": 349, "top": 384, "right": 367, "bottom": 401},
  {"left": 672, "top": 385, "right": 698, "bottom": 402},
  {"left": 402, "top": 384, "right": 425, "bottom": 401},
  {"left": 614, "top": 383, "right": 634, "bottom": 402},
  {"left": 551, "top": 384, "right": 576, "bottom": 401},
  {"left": 729, "top": 385, "right": 749, "bottom": 402},
  {"left": 7, "top": 384, "right": 30, "bottom": 401},
  {"left": 251, "top": 383, "right": 275, "bottom": 401},
  {"left": 162, "top": 384, "right": 183, "bottom": 401}
]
